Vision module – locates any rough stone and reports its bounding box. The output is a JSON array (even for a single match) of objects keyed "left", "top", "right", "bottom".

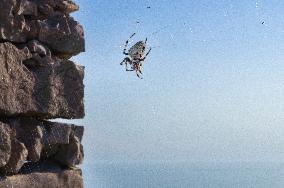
[
  {"left": 55, "top": 0, "right": 79, "bottom": 14},
  {"left": 27, "top": 40, "right": 51, "bottom": 56},
  {"left": 0, "top": 123, "right": 12, "bottom": 167},
  {"left": 0, "top": 139, "right": 28, "bottom": 175},
  {"left": 0, "top": 0, "right": 84, "bottom": 57},
  {"left": 2, "top": 118, "right": 84, "bottom": 169},
  {"left": 35, "top": 0, "right": 79, "bottom": 16},
  {"left": 0, "top": 118, "right": 84, "bottom": 175},
  {"left": 0, "top": 0, "right": 29, "bottom": 42},
  {"left": 54, "top": 132, "right": 84, "bottom": 167},
  {"left": 18, "top": 0, "right": 38, "bottom": 16},
  {"left": 0, "top": 162, "right": 83, "bottom": 188},
  {"left": 0, "top": 0, "right": 85, "bottom": 186},
  {"left": 0, "top": 42, "right": 84, "bottom": 119},
  {"left": 38, "top": 12, "right": 85, "bottom": 58}
]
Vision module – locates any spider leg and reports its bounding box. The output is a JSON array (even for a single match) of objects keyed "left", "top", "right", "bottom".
[
  {"left": 141, "top": 47, "right": 152, "bottom": 61},
  {"left": 141, "top": 38, "right": 148, "bottom": 55},
  {"left": 130, "top": 33, "right": 136, "bottom": 38},
  {"left": 120, "top": 58, "right": 125, "bottom": 65},
  {"left": 136, "top": 70, "right": 143, "bottom": 79},
  {"left": 123, "top": 33, "right": 136, "bottom": 55},
  {"left": 120, "top": 57, "right": 129, "bottom": 65},
  {"left": 120, "top": 57, "right": 133, "bottom": 71}
]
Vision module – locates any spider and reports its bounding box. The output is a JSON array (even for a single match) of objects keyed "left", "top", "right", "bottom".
[{"left": 120, "top": 33, "right": 152, "bottom": 79}]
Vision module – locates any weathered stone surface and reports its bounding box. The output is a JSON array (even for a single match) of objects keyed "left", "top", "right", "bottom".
[
  {"left": 0, "top": 42, "right": 84, "bottom": 119},
  {"left": 0, "top": 0, "right": 85, "bottom": 186},
  {"left": 54, "top": 132, "right": 84, "bottom": 167},
  {"left": 32, "top": 59, "right": 85, "bottom": 119},
  {"left": 0, "top": 1, "right": 29, "bottom": 42},
  {"left": 0, "top": 162, "right": 83, "bottom": 188},
  {"left": 0, "top": 0, "right": 84, "bottom": 57},
  {"left": 18, "top": 0, "right": 38, "bottom": 16},
  {"left": 1, "top": 139, "right": 28, "bottom": 175},
  {"left": 0, "top": 123, "right": 12, "bottom": 167},
  {"left": 0, "top": 118, "right": 84, "bottom": 175},
  {"left": 38, "top": 12, "right": 85, "bottom": 58},
  {"left": 27, "top": 39, "right": 51, "bottom": 56},
  {"left": 0, "top": 118, "right": 84, "bottom": 174},
  {"left": 16, "top": 123, "right": 43, "bottom": 162},
  {"left": 35, "top": 0, "right": 79, "bottom": 16},
  {"left": 56, "top": 0, "right": 79, "bottom": 14}
]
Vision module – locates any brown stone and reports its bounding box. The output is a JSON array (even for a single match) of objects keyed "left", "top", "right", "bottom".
[
  {"left": 54, "top": 132, "right": 84, "bottom": 167},
  {"left": 0, "top": 0, "right": 29, "bottom": 42},
  {"left": 5, "top": 118, "right": 84, "bottom": 167},
  {"left": 0, "top": 123, "right": 12, "bottom": 167},
  {"left": 0, "top": 0, "right": 85, "bottom": 186},
  {"left": 38, "top": 12, "right": 85, "bottom": 58},
  {"left": 1, "top": 139, "right": 28, "bottom": 175},
  {"left": 0, "top": 42, "right": 84, "bottom": 119},
  {"left": 0, "top": 162, "right": 83, "bottom": 188},
  {"left": 0, "top": 118, "right": 84, "bottom": 175},
  {"left": 0, "top": 0, "right": 84, "bottom": 58},
  {"left": 55, "top": 0, "right": 79, "bottom": 14}
]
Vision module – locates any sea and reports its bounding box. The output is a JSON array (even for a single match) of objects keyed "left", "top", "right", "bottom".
[{"left": 82, "top": 162, "right": 284, "bottom": 188}]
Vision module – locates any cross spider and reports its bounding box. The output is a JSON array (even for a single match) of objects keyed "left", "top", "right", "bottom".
[{"left": 120, "top": 33, "right": 152, "bottom": 79}]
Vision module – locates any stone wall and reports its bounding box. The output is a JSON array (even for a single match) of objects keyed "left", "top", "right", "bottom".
[{"left": 0, "top": 0, "right": 85, "bottom": 187}]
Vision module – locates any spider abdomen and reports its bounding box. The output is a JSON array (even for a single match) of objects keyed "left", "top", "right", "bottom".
[{"left": 128, "top": 41, "right": 146, "bottom": 59}]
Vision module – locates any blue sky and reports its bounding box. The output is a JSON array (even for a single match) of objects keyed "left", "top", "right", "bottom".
[{"left": 69, "top": 0, "right": 284, "bottom": 167}]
